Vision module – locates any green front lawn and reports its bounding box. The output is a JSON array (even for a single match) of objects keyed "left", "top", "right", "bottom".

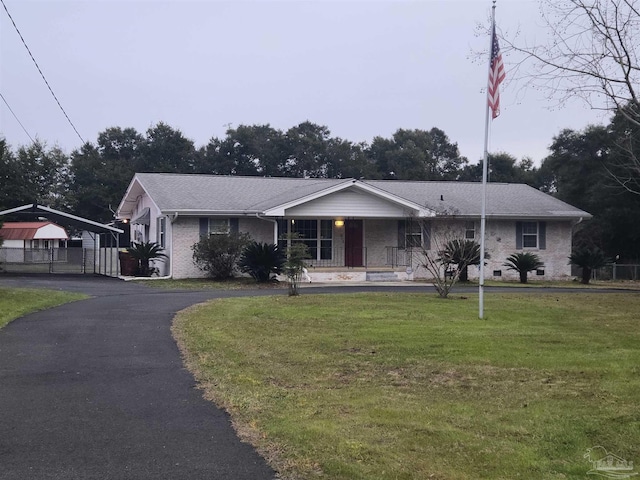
[
  {"left": 0, "top": 287, "right": 88, "bottom": 329},
  {"left": 174, "top": 292, "right": 640, "bottom": 480}
]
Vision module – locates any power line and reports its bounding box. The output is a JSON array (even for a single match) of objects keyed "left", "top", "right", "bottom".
[
  {"left": 0, "top": 91, "right": 36, "bottom": 144},
  {"left": 1, "top": 0, "right": 85, "bottom": 144}
]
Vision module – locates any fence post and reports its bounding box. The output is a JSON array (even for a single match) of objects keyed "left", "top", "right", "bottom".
[{"left": 612, "top": 262, "right": 617, "bottom": 281}]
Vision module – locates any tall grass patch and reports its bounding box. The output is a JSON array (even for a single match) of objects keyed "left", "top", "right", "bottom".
[{"left": 174, "top": 292, "right": 640, "bottom": 480}]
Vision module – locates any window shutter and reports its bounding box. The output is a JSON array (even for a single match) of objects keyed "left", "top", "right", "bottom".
[
  {"left": 515, "top": 221, "right": 523, "bottom": 249},
  {"left": 422, "top": 221, "right": 431, "bottom": 251},
  {"left": 199, "top": 217, "right": 208, "bottom": 237},
  {"left": 539, "top": 221, "right": 546, "bottom": 250},
  {"left": 398, "top": 220, "right": 406, "bottom": 249},
  {"left": 230, "top": 218, "right": 239, "bottom": 234}
]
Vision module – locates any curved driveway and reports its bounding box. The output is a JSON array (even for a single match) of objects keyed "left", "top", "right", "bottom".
[
  {"left": 0, "top": 276, "right": 281, "bottom": 480},
  {"left": 0, "top": 275, "right": 629, "bottom": 480}
]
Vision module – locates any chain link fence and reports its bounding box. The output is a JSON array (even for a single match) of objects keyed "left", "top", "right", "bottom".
[
  {"left": 0, "top": 247, "right": 120, "bottom": 276},
  {"left": 590, "top": 263, "right": 640, "bottom": 281}
]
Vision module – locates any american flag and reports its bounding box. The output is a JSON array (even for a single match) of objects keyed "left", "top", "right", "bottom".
[{"left": 488, "top": 25, "right": 505, "bottom": 119}]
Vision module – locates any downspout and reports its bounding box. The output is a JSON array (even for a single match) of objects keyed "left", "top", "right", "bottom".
[
  {"left": 570, "top": 216, "right": 585, "bottom": 248},
  {"left": 255, "top": 213, "right": 278, "bottom": 244},
  {"left": 167, "top": 212, "right": 179, "bottom": 279}
]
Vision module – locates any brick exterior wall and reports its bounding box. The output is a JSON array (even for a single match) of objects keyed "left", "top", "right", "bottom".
[
  {"left": 406, "top": 219, "right": 574, "bottom": 281},
  {"left": 363, "top": 219, "right": 398, "bottom": 267},
  {"left": 170, "top": 216, "right": 277, "bottom": 279},
  {"left": 169, "top": 215, "right": 575, "bottom": 281},
  {"left": 171, "top": 217, "right": 201, "bottom": 279},
  {"left": 482, "top": 219, "right": 573, "bottom": 281}
]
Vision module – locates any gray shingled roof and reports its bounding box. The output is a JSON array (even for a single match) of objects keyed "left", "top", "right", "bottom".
[
  {"left": 128, "top": 173, "right": 590, "bottom": 220},
  {"left": 135, "top": 173, "right": 346, "bottom": 212},
  {"left": 366, "top": 180, "right": 591, "bottom": 218}
]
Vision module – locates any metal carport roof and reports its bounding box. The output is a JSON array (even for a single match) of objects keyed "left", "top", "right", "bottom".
[
  {"left": 0, "top": 204, "right": 123, "bottom": 234},
  {"left": 0, "top": 205, "right": 124, "bottom": 276}
]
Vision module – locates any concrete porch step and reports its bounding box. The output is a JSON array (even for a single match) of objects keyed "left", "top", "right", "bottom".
[
  {"left": 298, "top": 269, "right": 409, "bottom": 283},
  {"left": 366, "top": 271, "right": 400, "bottom": 282}
]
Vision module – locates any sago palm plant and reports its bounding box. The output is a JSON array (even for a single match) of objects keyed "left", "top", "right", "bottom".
[
  {"left": 439, "top": 239, "right": 485, "bottom": 282},
  {"left": 238, "top": 242, "right": 285, "bottom": 283},
  {"left": 569, "top": 247, "right": 608, "bottom": 284},
  {"left": 503, "top": 252, "right": 544, "bottom": 284},
  {"left": 127, "top": 241, "right": 167, "bottom": 277}
]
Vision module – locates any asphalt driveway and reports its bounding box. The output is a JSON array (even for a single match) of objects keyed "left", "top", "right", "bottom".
[{"left": 0, "top": 276, "right": 278, "bottom": 480}]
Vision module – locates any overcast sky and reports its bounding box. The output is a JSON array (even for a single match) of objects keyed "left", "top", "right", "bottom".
[{"left": 1, "top": 0, "right": 609, "bottom": 166}]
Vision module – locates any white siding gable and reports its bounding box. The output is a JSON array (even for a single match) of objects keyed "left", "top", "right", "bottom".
[
  {"left": 285, "top": 188, "right": 410, "bottom": 218},
  {"left": 33, "top": 224, "right": 68, "bottom": 240}
]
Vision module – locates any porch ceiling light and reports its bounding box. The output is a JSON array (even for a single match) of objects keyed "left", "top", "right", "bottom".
[{"left": 334, "top": 220, "right": 344, "bottom": 227}]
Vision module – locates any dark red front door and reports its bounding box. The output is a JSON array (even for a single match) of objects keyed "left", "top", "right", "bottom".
[{"left": 345, "top": 219, "right": 364, "bottom": 267}]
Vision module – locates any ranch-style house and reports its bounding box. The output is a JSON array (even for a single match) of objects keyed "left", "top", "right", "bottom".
[{"left": 116, "top": 173, "right": 591, "bottom": 282}]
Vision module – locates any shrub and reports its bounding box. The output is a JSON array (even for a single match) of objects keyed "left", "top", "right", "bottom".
[
  {"left": 503, "top": 252, "right": 544, "bottom": 284},
  {"left": 192, "top": 232, "right": 251, "bottom": 280},
  {"left": 238, "top": 242, "right": 285, "bottom": 283},
  {"left": 569, "top": 247, "right": 608, "bottom": 284}
]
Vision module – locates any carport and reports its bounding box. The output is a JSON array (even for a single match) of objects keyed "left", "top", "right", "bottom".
[{"left": 0, "top": 204, "right": 124, "bottom": 276}]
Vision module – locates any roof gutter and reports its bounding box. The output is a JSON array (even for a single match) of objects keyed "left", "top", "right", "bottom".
[
  {"left": 162, "top": 209, "right": 262, "bottom": 216},
  {"left": 459, "top": 214, "right": 592, "bottom": 221}
]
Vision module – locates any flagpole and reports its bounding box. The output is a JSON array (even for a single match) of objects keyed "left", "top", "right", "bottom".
[{"left": 479, "top": 2, "right": 497, "bottom": 319}]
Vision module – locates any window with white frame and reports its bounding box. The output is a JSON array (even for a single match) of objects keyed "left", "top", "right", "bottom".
[
  {"left": 157, "top": 217, "right": 166, "bottom": 248},
  {"left": 208, "top": 218, "right": 230, "bottom": 235},
  {"left": 465, "top": 221, "right": 475, "bottom": 240},
  {"left": 405, "top": 220, "right": 422, "bottom": 248},
  {"left": 29, "top": 239, "right": 48, "bottom": 249},
  {"left": 522, "top": 222, "right": 538, "bottom": 248},
  {"left": 280, "top": 219, "right": 333, "bottom": 261}
]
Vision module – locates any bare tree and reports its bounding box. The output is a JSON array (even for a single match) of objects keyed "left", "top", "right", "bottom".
[
  {"left": 418, "top": 223, "right": 483, "bottom": 298},
  {"left": 502, "top": 0, "right": 640, "bottom": 193}
]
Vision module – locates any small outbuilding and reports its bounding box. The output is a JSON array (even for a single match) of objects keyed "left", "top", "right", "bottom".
[{"left": 0, "top": 221, "right": 69, "bottom": 249}]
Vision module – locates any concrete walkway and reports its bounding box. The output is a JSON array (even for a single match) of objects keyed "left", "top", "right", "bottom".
[{"left": 0, "top": 276, "right": 278, "bottom": 480}]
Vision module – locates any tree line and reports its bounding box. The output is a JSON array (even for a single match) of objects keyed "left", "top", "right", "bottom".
[
  {"left": 0, "top": 114, "right": 638, "bottom": 262},
  {"left": 0, "top": 121, "right": 535, "bottom": 220}
]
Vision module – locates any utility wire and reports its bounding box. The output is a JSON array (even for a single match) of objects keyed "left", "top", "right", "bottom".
[
  {"left": 1, "top": 0, "right": 85, "bottom": 144},
  {"left": 0, "top": 91, "right": 36, "bottom": 144}
]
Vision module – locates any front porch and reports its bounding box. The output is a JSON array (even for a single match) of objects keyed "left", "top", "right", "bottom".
[
  {"left": 277, "top": 217, "right": 424, "bottom": 269},
  {"left": 273, "top": 217, "right": 425, "bottom": 283}
]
